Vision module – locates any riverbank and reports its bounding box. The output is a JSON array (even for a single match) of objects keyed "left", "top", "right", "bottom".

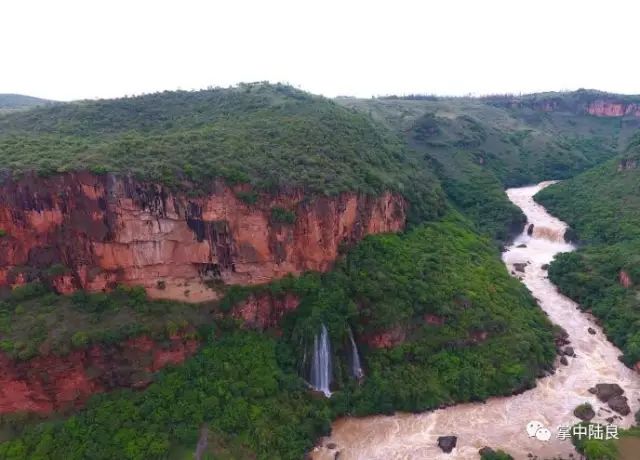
[{"left": 311, "top": 182, "right": 640, "bottom": 460}]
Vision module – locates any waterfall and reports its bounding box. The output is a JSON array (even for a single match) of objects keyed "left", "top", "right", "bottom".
[
  {"left": 527, "top": 223, "right": 566, "bottom": 243},
  {"left": 348, "top": 327, "right": 364, "bottom": 380},
  {"left": 310, "top": 324, "right": 332, "bottom": 397}
]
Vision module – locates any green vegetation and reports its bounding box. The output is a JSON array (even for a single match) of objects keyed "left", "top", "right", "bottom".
[
  {"left": 0, "top": 229, "right": 6, "bottom": 238},
  {"left": 536, "top": 136, "right": 640, "bottom": 365},
  {"left": 0, "top": 94, "right": 53, "bottom": 113},
  {"left": 0, "top": 284, "right": 211, "bottom": 360},
  {"left": 311, "top": 212, "right": 555, "bottom": 413},
  {"left": 571, "top": 424, "right": 640, "bottom": 460},
  {"left": 270, "top": 206, "right": 296, "bottom": 225},
  {"left": 480, "top": 449, "right": 514, "bottom": 460},
  {"left": 339, "top": 92, "right": 632, "bottom": 241},
  {"left": 0, "top": 83, "right": 445, "bottom": 223},
  {"left": 0, "top": 211, "right": 555, "bottom": 459},
  {"left": 0, "top": 331, "right": 332, "bottom": 460}
]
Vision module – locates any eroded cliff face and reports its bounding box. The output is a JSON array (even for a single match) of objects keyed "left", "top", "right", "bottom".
[
  {"left": 0, "top": 172, "right": 406, "bottom": 302},
  {"left": 0, "top": 335, "right": 198, "bottom": 414},
  {"left": 586, "top": 100, "right": 640, "bottom": 117},
  {"left": 487, "top": 96, "right": 640, "bottom": 118},
  {"left": 231, "top": 292, "right": 300, "bottom": 330}
]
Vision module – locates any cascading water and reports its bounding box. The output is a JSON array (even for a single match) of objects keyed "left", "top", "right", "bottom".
[
  {"left": 348, "top": 327, "right": 364, "bottom": 380},
  {"left": 528, "top": 223, "right": 567, "bottom": 243},
  {"left": 310, "top": 324, "right": 332, "bottom": 397},
  {"left": 311, "top": 181, "right": 640, "bottom": 460}
]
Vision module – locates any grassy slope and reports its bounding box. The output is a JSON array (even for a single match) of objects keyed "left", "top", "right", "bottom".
[
  {"left": 536, "top": 136, "right": 640, "bottom": 365},
  {"left": 338, "top": 93, "right": 634, "bottom": 241},
  {"left": 0, "top": 83, "right": 444, "bottom": 223},
  {"left": 0, "top": 95, "right": 53, "bottom": 112},
  {"left": 0, "top": 212, "right": 555, "bottom": 459}
]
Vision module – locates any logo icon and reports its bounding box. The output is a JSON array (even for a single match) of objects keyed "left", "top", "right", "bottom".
[{"left": 526, "top": 420, "right": 551, "bottom": 442}]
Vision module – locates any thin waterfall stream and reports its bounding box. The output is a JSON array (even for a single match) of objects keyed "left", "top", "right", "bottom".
[
  {"left": 348, "top": 327, "right": 364, "bottom": 380},
  {"left": 310, "top": 324, "right": 333, "bottom": 397},
  {"left": 312, "top": 181, "right": 640, "bottom": 459}
]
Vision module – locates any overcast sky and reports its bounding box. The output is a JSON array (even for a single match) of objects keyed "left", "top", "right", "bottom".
[{"left": 2, "top": 0, "right": 639, "bottom": 101}]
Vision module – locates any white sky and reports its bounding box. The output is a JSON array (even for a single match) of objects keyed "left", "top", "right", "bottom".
[{"left": 2, "top": 0, "right": 639, "bottom": 101}]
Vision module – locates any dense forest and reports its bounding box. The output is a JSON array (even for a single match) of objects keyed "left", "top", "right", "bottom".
[
  {"left": 0, "top": 212, "right": 555, "bottom": 459},
  {"left": 0, "top": 83, "right": 444, "bottom": 223},
  {"left": 0, "top": 95, "right": 53, "bottom": 112},
  {"left": 1, "top": 85, "right": 639, "bottom": 459},
  {"left": 536, "top": 135, "right": 640, "bottom": 366},
  {"left": 339, "top": 93, "right": 636, "bottom": 241}
]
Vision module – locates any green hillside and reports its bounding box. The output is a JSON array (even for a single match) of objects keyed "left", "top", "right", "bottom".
[
  {"left": 0, "top": 83, "right": 444, "bottom": 222},
  {"left": 536, "top": 136, "right": 640, "bottom": 365},
  {"left": 339, "top": 92, "right": 635, "bottom": 241},
  {"left": 0, "top": 94, "right": 53, "bottom": 112},
  {"left": 0, "top": 212, "right": 555, "bottom": 459}
]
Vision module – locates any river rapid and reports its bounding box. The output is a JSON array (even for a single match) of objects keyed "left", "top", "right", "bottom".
[{"left": 312, "top": 182, "right": 640, "bottom": 460}]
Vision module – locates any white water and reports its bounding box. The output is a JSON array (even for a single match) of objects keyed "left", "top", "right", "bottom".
[
  {"left": 312, "top": 182, "right": 640, "bottom": 460},
  {"left": 349, "top": 327, "right": 364, "bottom": 380},
  {"left": 311, "top": 324, "right": 333, "bottom": 397}
]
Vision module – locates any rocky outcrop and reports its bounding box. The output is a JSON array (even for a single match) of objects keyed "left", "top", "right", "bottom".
[
  {"left": 607, "top": 395, "right": 630, "bottom": 415},
  {"left": 0, "top": 172, "right": 407, "bottom": 302},
  {"left": 363, "top": 326, "right": 406, "bottom": 349},
  {"left": 484, "top": 94, "right": 640, "bottom": 118},
  {"left": 590, "top": 383, "right": 624, "bottom": 403},
  {"left": 0, "top": 334, "right": 198, "bottom": 414},
  {"left": 437, "top": 436, "right": 457, "bottom": 453},
  {"left": 587, "top": 100, "right": 640, "bottom": 117},
  {"left": 618, "top": 158, "right": 638, "bottom": 172},
  {"left": 619, "top": 270, "right": 632, "bottom": 288},
  {"left": 231, "top": 292, "right": 300, "bottom": 330}
]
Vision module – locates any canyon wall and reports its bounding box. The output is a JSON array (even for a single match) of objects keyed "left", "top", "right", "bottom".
[
  {"left": 0, "top": 334, "right": 198, "bottom": 414},
  {"left": 486, "top": 96, "right": 640, "bottom": 118},
  {"left": 0, "top": 172, "right": 406, "bottom": 302}
]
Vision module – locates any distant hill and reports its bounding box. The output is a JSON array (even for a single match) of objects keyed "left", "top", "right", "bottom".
[
  {"left": 0, "top": 83, "right": 445, "bottom": 223},
  {"left": 0, "top": 94, "right": 54, "bottom": 111},
  {"left": 339, "top": 90, "right": 639, "bottom": 241}
]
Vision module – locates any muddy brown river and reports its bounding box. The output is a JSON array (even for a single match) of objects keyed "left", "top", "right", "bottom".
[{"left": 312, "top": 182, "right": 640, "bottom": 460}]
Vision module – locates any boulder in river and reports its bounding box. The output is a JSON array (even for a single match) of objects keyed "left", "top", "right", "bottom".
[
  {"left": 608, "top": 395, "right": 631, "bottom": 415},
  {"left": 437, "top": 436, "right": 457, "bottom": 453},
  {"left": 541, "top": 264, "right": 549, "bottom": 270},
  {"left": 588, "top": 327, "right": 596, "bottom": 335},
  {"left": 516, "top": 244, "right": 527, "bottom": 248},
  {"left": 563, "top": 346, "right": 575, "bottom": 357},
  {"left": 592, "top": 383, "right": 624, "bottom": 402},
  {"left": 573, "top": 403, "right": 595, "bottom": 421},
  {"left": 560, "top": 356, "right": 568, "bottom": 366},
  {"left": 513, "top": 263, "right": 527, "bottom": 273}
]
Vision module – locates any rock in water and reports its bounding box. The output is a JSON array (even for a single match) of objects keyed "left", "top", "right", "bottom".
[
  {"left": 437, "top": 436, "right": 457, "bottom": 453},
  {"left": 593, "top": 383, "right": 624, "bottom": 402},
  {"left": 563, "top": 346, "right": 575, "bottom": 357},
  {"left": 541, "top": 264, "right": 549, "bottom": 270},
  {"left": 513, "top": 263, "right": 527, "bottom": 273},
  {"left": 608, "top": 395, "right": 631, "bottom": 415},
  {"left": 573, "top": 403, "right": 595, "bottom": 421},
  {"left": 560, "top": 356, "right": 568, "bottom": 366},
  {"left": 588, "top": 327, "right": 596, "bottom": 335}
]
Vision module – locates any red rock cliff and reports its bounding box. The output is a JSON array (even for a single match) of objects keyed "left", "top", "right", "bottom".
[
  {"left": 586, "top": 100, "right": 640, "bottom": 117},
  {"left": 0, "top": 335, "right": 198, "bottom": 414},
  {"left": 0, "top": 172, "right": 406, "bottom": 302}
]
